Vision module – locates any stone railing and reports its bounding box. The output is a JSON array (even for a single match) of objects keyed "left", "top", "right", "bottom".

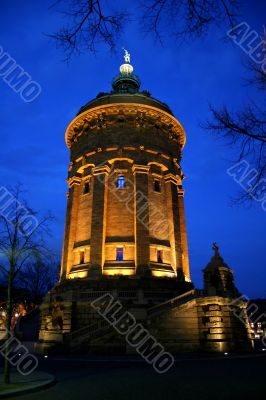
[
  {"left": 146, "top": 289, "right": 198, "bottom": 318},
  {"left": 64, "top": 318, "right": 110, "bottom": 348}
]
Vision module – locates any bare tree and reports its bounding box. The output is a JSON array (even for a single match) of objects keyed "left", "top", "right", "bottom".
[
  {"left": 49, "top": 0, "right": 240, "bottom": 58},
  {"left": 0, "top": 185, "right": 53, "bottom": 384},
  {"left": 16, "top": 258, "right": 60, "bottom": 304},
  {"left": 203, "top": 34, "right": 266, "bottom": 204},
  {"left": 140, "top": 0, "right": 240, "bottom": 43},
  {"left": 49, "top": 0, "right": 129, "bottom": 60}
]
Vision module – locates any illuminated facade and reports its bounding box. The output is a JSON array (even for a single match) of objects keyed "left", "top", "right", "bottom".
[
  {"left": 37, "top": 52, "right": 252, "bottom": 354},
  {"left": 60, "top": 52, "right": 190, "bottom": 282}
]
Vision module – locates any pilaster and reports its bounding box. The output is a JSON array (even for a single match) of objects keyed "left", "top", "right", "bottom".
[
  {"left": 165, "top": 174, "right": 183, "bottom": 276},
  {"left": 178, "top": 188, "right": 190, "bottom": 280},
  {"left": 61, "top": 178, "right": 81, "bottom": 279},
  {"left": 89, "top": 165, "right": 110, "bottom": 277},
  {"left": 132, "top": 165, "right": 150, "bottom": 275}
]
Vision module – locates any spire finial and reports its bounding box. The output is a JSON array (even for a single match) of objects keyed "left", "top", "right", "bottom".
[
  {"left": 120, "top": 48, "right": 133, "bottom": 75},
  {"left": 212, "top": 242, "right": 219, "bottom": 256},
  {"left": 112, "top": 48, "right": 140, "bottom": 93},
  {"left": 123, "top": 48, "right": 130, "bottom": 64}
]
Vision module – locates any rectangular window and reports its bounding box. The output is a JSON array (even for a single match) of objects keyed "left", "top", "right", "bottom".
[
  {"left": 83, "top": 181, "right": 90, "bottom": 194},
  {"left": 157, "top": 249, "right": 163, "bottom": 263},
  {"left": 116, "top": 247, "right": 124, "bottom": 261},
  {"left": 153, "top": 179, "right": 161, "bottom": 193},
  {"left": 80, "top": 250, "right": 85, "bottom": 264},
  {"left": 117, "top": 175, "right": 125, "bottom": 188}
]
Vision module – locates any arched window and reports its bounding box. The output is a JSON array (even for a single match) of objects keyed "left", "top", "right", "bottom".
[
  {"left": 83, "top": 181, "right": 90, "bottom": 194},
  {"left": 153, "top": 179, "right": 161, "bottom": 193},
  {"left": 117, "top": 175, "right": 125, "bottom": 188}
]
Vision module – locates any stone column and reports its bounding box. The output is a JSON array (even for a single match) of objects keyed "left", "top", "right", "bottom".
[
  {"left": 89, "top": 165, "right": 110, "bottom": 277},
  {"left": 132, "top": 165, "right": 150, "bottom": 276},
  {"left": 178, "top": 188, "right": 190, "bottom": 280},
  {"left": 60, "top": 178, "right": 81, "bottom": 280},
  {"left": 165, "top": 174, "right": 183, "bottom": 277}
]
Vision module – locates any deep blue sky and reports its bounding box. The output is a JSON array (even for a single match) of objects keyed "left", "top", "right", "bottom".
[{"left": 0, "top": 1, "right": 265, "bottom": 298}]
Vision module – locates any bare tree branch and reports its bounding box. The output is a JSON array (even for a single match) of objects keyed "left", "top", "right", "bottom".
[
  {"left": 245, "top": 30, "right": 266, "bottom": 90},
  {"left": 48, "top": 0, "right": 129, "bottom": 60},
  {"left": 15, "top": 259, "right": 60, "bottom": 303},
  {"left": 203, "top": 99, "right": 266, "bottom": 204},
  {"left": 202, "top": 26, "right": 265, "bottom": 205},
  {"left": 49, "top": 0, "right": 241, "bottom": 58},
  {"left": 140, "top": 0, "right": 240, "bottom": 43}
]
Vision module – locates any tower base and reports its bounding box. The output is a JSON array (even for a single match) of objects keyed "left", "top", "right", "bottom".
[{"left": 36, "top": 277, "right": 253, "bottom": 354}]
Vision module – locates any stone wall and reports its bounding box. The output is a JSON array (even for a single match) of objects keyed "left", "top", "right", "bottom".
[{"left": 36, "top": 283, "right": 252, "bottom": 354}]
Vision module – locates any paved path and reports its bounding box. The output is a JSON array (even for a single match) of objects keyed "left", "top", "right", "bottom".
[
  {"left": 0, "top": 370, "right": 55, "bottom": 398},
  {"left": 1, "top": 353, "right": 265, "bottom": 400}
]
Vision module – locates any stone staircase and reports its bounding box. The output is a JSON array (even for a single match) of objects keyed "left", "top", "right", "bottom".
[
  {"left": 64, "top": 289, "right": 200, "bottom": 351},
  {"left": 64, "top": 318, "right": 112, "bottom": 351}
]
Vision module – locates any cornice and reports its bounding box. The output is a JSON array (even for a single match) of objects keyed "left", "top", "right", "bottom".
[{"left": 65, "top": 103, "right": 186, "bottom": 150}]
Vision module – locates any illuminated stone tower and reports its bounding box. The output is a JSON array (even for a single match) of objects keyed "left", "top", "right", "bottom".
[
  {"left": 37, "top": 52, "right": 252, "bottom": 354},
  {"left": 60, "top": 50, "right": 190, "bottom": 282}
]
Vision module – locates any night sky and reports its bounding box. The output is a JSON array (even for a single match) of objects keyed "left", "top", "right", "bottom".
[{"left": 0, "top": 1, "right": 265, "bottom": 298}]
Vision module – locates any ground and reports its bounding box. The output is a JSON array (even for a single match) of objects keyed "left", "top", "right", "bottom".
[{"left": 0, "top": 353, "right": 265, "bottom": 400}]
